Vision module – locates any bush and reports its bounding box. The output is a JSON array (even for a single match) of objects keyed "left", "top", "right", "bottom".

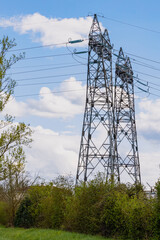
[
  {"left": 0, "top": 201, "right": 9, "bottom": 225},
  {"left": 25, "top": 176, "right": 73, "bottom": 229},
  {"left": 154, "top": 180, "right": 160, "bottom": 238},
  {"left": 14, "top": 196, "right": 34, "bottom": 228},
  {"left": 101, "top": 190, "right": 128, "bottom": 238},
  {"left": 13, "top": 174, "right": 158, "bottom": 239},
  {"left": 125, "top": 196, "right": 154, "bottom": 239},
  {"left": 63, "top": 174, "right": 108, "bottom": 234}
]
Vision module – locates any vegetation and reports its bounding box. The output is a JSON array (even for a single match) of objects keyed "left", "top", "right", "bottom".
[
  {"left": 0, "top": 36, "right": 32, "bottom": 225},
  {"left": 0, "top": 226, "right": 110, "bottom": 240},
  {"left": 0, "top": 36, "right": 24, "bottom": 112},
  {"left": 12, "top": 174, "right": 160, "bottom": 239}
]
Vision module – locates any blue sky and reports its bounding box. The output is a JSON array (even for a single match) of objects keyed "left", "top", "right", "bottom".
[{"left": 1, "top": 0, "right": 160, "bottom": 187}]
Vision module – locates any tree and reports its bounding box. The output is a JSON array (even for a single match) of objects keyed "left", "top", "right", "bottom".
[
  {"left": 0, "top": 123, "right": 32, "bottom": 225},
  {"left": 154, "top": 180, "right": 160, "bottom": 238},
  {"left": 0, "top": 36, "right": 24, "bottom": 113},
  {"left": 0, "top": 36, "right": 32, "bottom": 225}
]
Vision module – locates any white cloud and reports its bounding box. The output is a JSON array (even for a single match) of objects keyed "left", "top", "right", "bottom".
[
  {"left": 25, "top": 125, "right": 80, "bottom": 180},
  {"left": 138, "top": 135, "right": 160, "bottom": 186},
  {"left": 137, "top": 99, "right": 160, "bottom": 136},
  {"left": 23, "top": 124, "right": 160, "bottom": 187},
  {"left": 1, "top": 98, "right": 28, "bottom": 117},
  {"left": 0, "top": 13, "right": 105, "bottom": 47},
  {"left": 60, "top": 77, "right": 85, "bottom": 104},
  {"left": 2, "top": 77, "right": 86, "bottom": 119}
]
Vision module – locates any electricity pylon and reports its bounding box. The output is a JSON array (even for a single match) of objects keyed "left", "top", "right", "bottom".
[
  {"left": 76, "top": 14, "right": 114, "bottom": 183},
  {"left": 114, "top": 48, "right": 141, "bottom": 183},
  {"left": 76, "top": 14, "right": 141, "bottom": 184}
]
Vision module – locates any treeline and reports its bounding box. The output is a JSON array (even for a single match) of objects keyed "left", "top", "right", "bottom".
[{"left": 0, "top": 174, "right": 160, "bottom": 239}]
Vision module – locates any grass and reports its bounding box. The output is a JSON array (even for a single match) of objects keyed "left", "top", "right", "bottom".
[{"left": 0, "top": 226, "right": 113, "bottom": 240}]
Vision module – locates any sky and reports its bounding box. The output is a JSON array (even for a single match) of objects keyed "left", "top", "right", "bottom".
[{"left": 1, "top": 0, "right": 160, "bottom": 187}]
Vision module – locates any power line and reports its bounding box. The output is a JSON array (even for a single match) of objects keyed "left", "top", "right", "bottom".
[
  {"left": 4, "top": 14, "right": 160, "bottom": 69},
  {"left": 9, "top": 42, "right": 67, "bottom": 52},
  {"left": 24, "top": 52, "right": 73, "bottom": 60},
  {"left": 17, "top": 77, "right": 160, "bottom": 97},
  {"left": 13, "top": 70, "right": 160, "bottom": 96},
  {"left": 135, "top": 84, "right": 160, "bottom": 98},
  {"left": 8, "top": 39, "right": 88, "bottom": 52},
  {"left": 10, "top": 74, "right": 160, "bottom": 99},
  {"left": 16, "top": 75, "right": 160, "bottom": 91},
  {"left": 135, "top": 79, "right": 160, "bottom": 93},
  {"left": 12, "top": 50, "right": 160, "bottom": 73},
  {"left": 17, "top": 79, "right": 86, "bottom": 87},
  {"left": 15, "top": 72, "right": 87, "bottom": 82},
  {"left": 134, "top": 69, "right": 160, "bottom": 80},
  {"left": 9, "top": 38, "right": 160, "bottom": 71},
  {"left": 22, "top": 51, "right": 87, "bottom": 61},
  {"left": 112, "top": 59, "right": 160, "bottom": 82},
  {"left": 7, "top": 52, "right": 160, "bottom": 78},
  {"left": 7, "top": 48, "right": 160, "bottom": 80},
  {"left": 98, "top": 15, "right": 160, "bottom": 35},
  {"left": 10, "top": 47, "right": 159, "bottom": 79},
  {"left": 13, "top": 67, "right": 160, "bottom": 90},
  {"left": 113, "top": 53, "right": 160, "bottom": 72},
  {"left": 4, "top": 13, "right": 160, "bottom": 37},
  {"left": 12, "top": 61, "right": 80, "bottom": 69},
  {"left": 7, "top": 63, "right": 86, "bottom": 75},
  {"left": 112, "top": 59, "right": 160, "bottom": 97},
  {"left": 122, "top": 50, "right": 160, "bottom": 65},
  {"left": 14, "top": 88, "right": 85, "bottom": 98},
  {"left": 113, "top": 48, "right": 160, "bottom": 66},
  {"left": 130, "top": 60, "right": 160, "bottom": 72},
  {"left": 12, "top": 82, "right": 160, "bottom": 99},
  {"left": 135, "top": 76, "right": 160, "bottom": 88}
]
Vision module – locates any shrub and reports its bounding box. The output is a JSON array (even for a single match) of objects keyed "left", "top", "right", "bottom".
[
  {"left": 154, "top": 180, "right": 160, "bottom": 238},
  {"left": 0, "top": 201, "right": 9, "bottom": 225},
  {"left": 12, "top": 174, "right": 157, "bottom": 239},
  {"left": 63, "top": 174, "right": 108, "bottom": 235},
  {"left": 14, "top": 196, "right": 34, "bottom": 228},
  {"left": 101, "top": 190, "right": 128, "bottom": 238},
  {"left": 26, "top": 177, "right": 73, "bottom": 229},
  {"left": 125, "top": 196, "right": 154, "bottom": 240}
]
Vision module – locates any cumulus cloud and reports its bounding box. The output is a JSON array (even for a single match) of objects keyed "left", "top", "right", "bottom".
[
  {"left": 0, "top": 13, "right": 104, "bottom": 47},
  {"left": 23, "top": 124, "right": 160, "bottom": 186},
  {"left": 25, "top": 125, "right": 80, "bottom": 180},
  {"left": 138, "top": 135, "right": 160, "bottom": 186},
  {"left": 2, "top": 77, "right": 86, "bottom": 119},
  {"left": 137, "top": 98, "right": 160, "bottom": 139}
]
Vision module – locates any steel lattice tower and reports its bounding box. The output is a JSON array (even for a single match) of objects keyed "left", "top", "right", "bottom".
[
  {"left": 76, "top": 14, "right": 141, "bottom": 184},
  {"left": 76, "top": 14, "right": 114, "bottom": 183},
  {"left": 114, "top": 48, "right": 141, "bottom": 183}
]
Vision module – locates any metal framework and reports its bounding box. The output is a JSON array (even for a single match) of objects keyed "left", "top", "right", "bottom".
[
  {"left": 76, "top": 14, "right": 114, "bottom": 183},
  {"left": 114, "top": 48, "right": 141, "bottom": 183},
  {"left": 76, "top": 14, "right": 141, "bottom": 184}
]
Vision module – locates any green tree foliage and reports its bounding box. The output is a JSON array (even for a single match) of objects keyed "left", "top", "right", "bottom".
[
  {"left": 63, "top": 174, "right": 154, "bottom": 239},
  {"left": 125, "top": 196, "right": 154, "bottom": 240},
  {"left": 0, "top": 201, "right": 9, "bottom": 225},
  {"left": 0, "top": 36, "right": 24, "bottom": 112},
  {"left": 14, "top": 174, "right": 157, "bottom": 239},
  {"left": 0, "top": 36, "right": 32, "bottom": 225},
  {"left": 0, "top": 123, "right": 32, "bottom": 174},
  {"left": 15, "top": 176, "right": 73, "bottom": 229},
  {"left": 0, "top": 123, "right": 32, "bottom": 225},
  {"left": 14, "top": 196, "right": 34, "bottom": 228},
  {"left": 154, "top": 180, "right": 160, "bottom": 238},
  {"left": 63, "top": 173, "right": 107, "bottom": 234}
]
